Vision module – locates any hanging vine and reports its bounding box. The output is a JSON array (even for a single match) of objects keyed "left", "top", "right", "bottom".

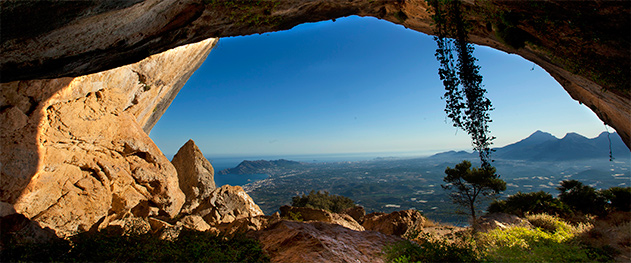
[{"left": 430, "top": 0, "right": 495, "bottom": 167}]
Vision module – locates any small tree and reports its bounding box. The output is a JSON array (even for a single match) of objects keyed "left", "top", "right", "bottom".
[{"left": 442, "top": 160, "right": 506, "bottom": 222}]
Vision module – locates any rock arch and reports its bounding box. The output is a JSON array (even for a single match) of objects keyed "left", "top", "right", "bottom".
[{"left": 1, "top": 0, "right": 628, "bottom": 146}]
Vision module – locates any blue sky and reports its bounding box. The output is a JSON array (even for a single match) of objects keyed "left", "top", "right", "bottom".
[{"left": 150, "top": 16, "right": 608, "bottom": 157}]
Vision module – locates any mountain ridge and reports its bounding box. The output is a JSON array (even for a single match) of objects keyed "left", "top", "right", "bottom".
[{"left": 432, "top": 130, "right": 629, "bottom": 162}]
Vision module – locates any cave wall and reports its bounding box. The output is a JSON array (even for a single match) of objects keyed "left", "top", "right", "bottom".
[{"left": 0, "top": 38, "right": 217, "bottom": 236}]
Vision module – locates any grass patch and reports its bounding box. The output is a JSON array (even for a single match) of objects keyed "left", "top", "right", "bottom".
[
  {"left": 384, "top": 232, "right": 480, "bottom": 263},
  {"left": 384, "top": 214, "right": 616, "bottom": 262},
  {"left": 479, "top": 215, "right": 612, "bottom": 262}
]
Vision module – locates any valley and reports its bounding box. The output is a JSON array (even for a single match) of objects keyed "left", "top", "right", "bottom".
[{"left": 220, "top": 131, "right": 631, "bottom": 225}]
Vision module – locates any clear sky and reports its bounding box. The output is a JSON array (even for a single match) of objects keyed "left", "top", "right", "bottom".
[{"left": 150, "top": 16, "right": 608, "bottom": 158}]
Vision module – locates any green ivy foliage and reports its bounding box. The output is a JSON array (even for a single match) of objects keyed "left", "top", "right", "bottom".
[{"left": 429, "top": 0, "right": 495, "bottom": 167}]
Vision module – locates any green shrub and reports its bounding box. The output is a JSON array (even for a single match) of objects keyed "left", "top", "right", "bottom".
[
  {"left": 2, "top": 229, "right": 270, "bottom": 262},
  {"left": 291, "top": 190, "right": 355, "bottom": 213},
  {"left": 287, "top": 211, "right": 303, "bottom": 222},
  {"left": 488, "top": 191, "right": 572, "bottom": 217},
  {"left": 489, "top": 182, "right": 630, "bottom": 218},
  {"left": 601, "top": 187, "right": 631, "bottom": 212},
  {"left": 558, "top": 180, "right": 607, "bottom": 215}
]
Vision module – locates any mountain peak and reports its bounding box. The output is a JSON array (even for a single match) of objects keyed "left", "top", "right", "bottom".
[
  {"left": 520, "top": 130, "right": 557, "bottom": 143},
  {"left": 561, "top": 132, "right": 588, "bottom": 141},
  {"left": 531, "top": 130, "right": 555, "bottom": 137}
]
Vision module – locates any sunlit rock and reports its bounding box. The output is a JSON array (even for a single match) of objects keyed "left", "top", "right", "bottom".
[
  {"left": 171, "top": 139, "right": 216, "bottom": 213},
  {"left": 362, "top": 209, "right": 425, "bottom": 236},
  {"left": 279, "top": 205, "right": 364, "bottom": 231},
  {"left": 0, "top": 38, "right": 217, "bottom": 237},
  {"left": 191, "top": 185, "right": 264, "bottom": 226},
  {"left": 252, "top": 220, "right": 402, "bottom": 263}
]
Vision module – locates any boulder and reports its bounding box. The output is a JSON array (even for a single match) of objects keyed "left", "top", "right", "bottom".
[
  {"left": 148, "top": 215, "right": 219, "bottom": 240},
  {"left": 341, "top": 205, "right": 365, "bottom": 223},
  {"left": 216, "top": 213, "right": 280, "bottom": 237},
  {"left": 107, "top": 217, "right": 152, "bottom": 236},
  {"left": 279, "top": 205, "right": 364, "bottom": 231},
  {"left": 474, "top": 213, "right": 532, "bottom": 233},
  {"left": 362, "top": 210, "right": 426, "bottom": 237},
  {"left": 251, "top": 220, "right": 402, "bottom": 263},
  {"left": 179, "top": 215, "right": 212, "bottom": 232},
  {"left": 192, "top": 185, "right": 264, "bottom": 226},
  {"left": 171, "top": 139, "right": 216, "bottom": 213}
]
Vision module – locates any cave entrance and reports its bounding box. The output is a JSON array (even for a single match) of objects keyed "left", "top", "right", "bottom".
[
  {"left": 149, "top": 16, "right": 607, "bottom": 164},
  {"left": 147, "top": 16, "right": 625, "bottom": 221}
]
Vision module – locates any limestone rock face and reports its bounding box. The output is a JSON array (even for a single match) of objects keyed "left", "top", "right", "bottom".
[
  {"left": 192, "top": 185, "right": 264, "bottom": 226},
  {"left": 0, "top": 38, "right": 217, "bottom": 237},
  {"left": 252, "top": 220, "right": 402, "bottom": 263},
  {"left": 362, "top": 210, "right": 426, "bottom": 237},
  {"left": 171, "top": 139, "right": 216, "bottom": 213},
  {"left": 279, "top": 205, "right": 364, "bottom": 231}
]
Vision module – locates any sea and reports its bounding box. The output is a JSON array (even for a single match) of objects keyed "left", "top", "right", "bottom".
[{"left": 203, "top": 151, "right": 440, "bottom": 187}]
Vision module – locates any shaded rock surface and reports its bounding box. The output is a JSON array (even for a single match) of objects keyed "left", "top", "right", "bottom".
[
  {"left": 0, "top": 38, "right": 217, "bottom": 237},
  {"left": 279, "top": 205, "right": 364, "bottom": 231},
  {"left": 0, "top": 214, "right": 59, "bottom": 249},
  {"left": 216, "top": 213, "right": 281, "bottom": 237},
  {"left": 251, "top": 220, "right": 402, "bottom": 263},
  {"left": 191, "top": 185, "right": 264, "bottom": 226},
  {"left": 171, "top": 139, "right": 216, "bottom": 213},
  {"left": 362, "top": 209, "right": 426, "bottom": 237}
]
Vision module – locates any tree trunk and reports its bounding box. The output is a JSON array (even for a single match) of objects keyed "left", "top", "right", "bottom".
[{"left": 470, "top": 202, "right": 476, "bottom": 222}]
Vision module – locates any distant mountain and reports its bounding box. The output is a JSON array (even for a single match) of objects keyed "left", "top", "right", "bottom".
[
  {"left": 217, "top": 159, "right": 302, "bottom": 175},
  {"left": 430, "top": 131, "right": 629, "bottom": 162},
  {"left": 495, "top": 130, "right": 629, "bottom": 161},
  {"left": 427, "top": 150, "right": 475, "bottom": 160}
]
